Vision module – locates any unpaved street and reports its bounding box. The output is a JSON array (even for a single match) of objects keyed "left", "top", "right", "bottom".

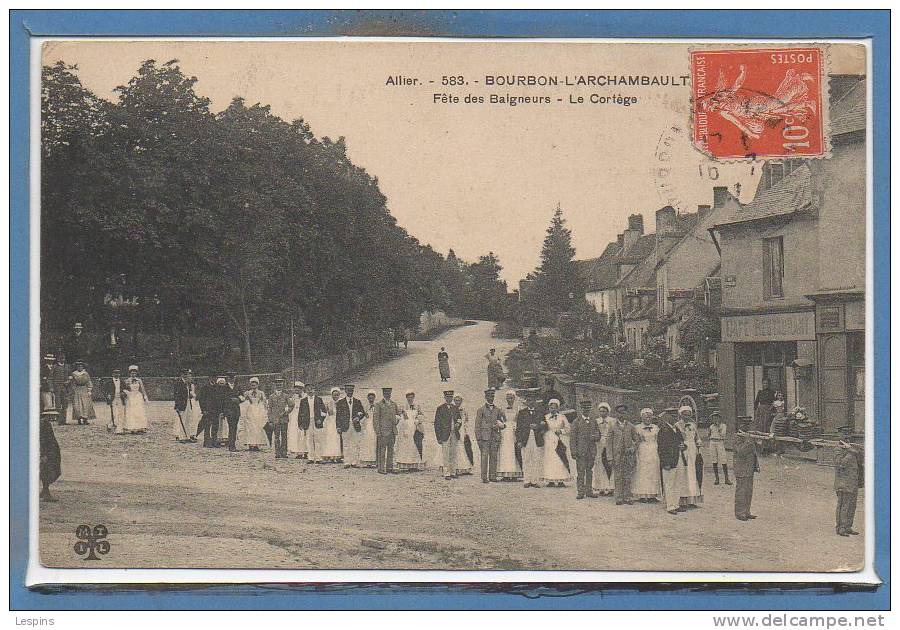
[{"left": 40, "top": 322, "right": 864, "bottom": 572}]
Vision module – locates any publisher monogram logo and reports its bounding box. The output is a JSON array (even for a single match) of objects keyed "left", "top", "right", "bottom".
[{"left": 73, "top": 524, "right": 110, "bottom": 561}]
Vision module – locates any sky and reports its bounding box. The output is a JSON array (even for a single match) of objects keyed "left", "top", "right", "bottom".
[{"left": 42, "top": 40, "right": 865, "bottom": 285}]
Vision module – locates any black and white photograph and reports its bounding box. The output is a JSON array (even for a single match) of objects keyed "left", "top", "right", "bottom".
[{"left": 33, "top": 38, "right": 871, "bottom": 577}]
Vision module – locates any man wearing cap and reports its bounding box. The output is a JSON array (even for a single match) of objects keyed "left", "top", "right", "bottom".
[
  {"left": 222, "top": 370, "right": 243, "bottom": 452},
  {"left": 300, "top": 384, "right": 328, "bottom": 462},
  {"left": 515, "top": 391, "right": 545, "bottom": 488},
  {"left": 286, "top": 381, "right": 307, "bottom": 459},
  {"left": 373, "top": 387, "right": 400, "bottom": 474},
  {"left": 657, "top": 408, "right": 685, "bottom": 515},
  {"left": 65, "top": 322, "right": 89, "bottom": 368},
  {"left": 834, "top": 426, "right": 863, "bottom": 536},
  {"left": 337, "top": 384, "right": 366, "bottom": 468},
  {"left": 50, "top": 352, "right": 71, "bottom": 426},
  {"left": 41, "top": 353, "right": 56, "bottom": 409},
  {"left": 195, "top": 375, "right": 221, "bottom": 446},
  {"left": 606, "top": 403, "right": 638, "bottom": 505},
  {"left": 569, "top": 399, "right": 601, "bottom": 499},
  {"left": 733, "top": 416, "right": 761, "bottom": 521},
  {"left": 434, "top": 390, "right": 461, "bottom": 479},
  {"left": 172, "top": 368, "right": 195, "bottom": 442},
  {"left": 103, "top": 367, "right": 126, "bottom": 435},
  {"left": 268, "top": 378, "right": 291, "bottom": 458},
  {"left": 475, "top": 389, "right": 505, "bottom": 483}
]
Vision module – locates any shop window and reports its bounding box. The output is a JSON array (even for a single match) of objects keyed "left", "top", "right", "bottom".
[
  {"left": 762, "top": 237, "right": 785, "bottom": 299},
  {"left": 849, "top": 333, "right": 865, "bottom": 400}
]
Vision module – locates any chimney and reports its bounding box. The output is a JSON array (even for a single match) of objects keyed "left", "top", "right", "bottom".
[
  {"left": 627, "top": 214, "right": 644, "bottom": 234},
  {"left": 616, "top": 233, "right": 624, "bottom": 248},
  {"left": 655, "top": 206, "right": 677, "bottom": 235},
  {"left": 713, "top": 186, "right": 730, "bottom": 209},
  {"left": 697, "top": 204, "right": 712, "bottom": 218}
]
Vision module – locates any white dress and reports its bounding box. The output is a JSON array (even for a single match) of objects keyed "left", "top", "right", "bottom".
[
  {"left": 680, "top": 422, "right": 703, "bottom": 505},
  {"left": 123, "top": 377, "right": 149, "bottom": 432},
  {"left": 455, "top": 407, "right": 473, "bottom": 474},
  {"left": 593, "top": 418, "right": 614, "bottom": 492},
  {"left": 320, "top": 399, "right": 343, "bottom": 462},
  {"left": 497, "top": 405, "right": 522, "bottom": 479},
  {"left": 242, "top": 389, "right": 269, "bottom": 447},
  {"left": 359, "top": 402, "right": 378, "bottom": 466},
  {"left": 542, "top": 413, "right": 572, "bottom": 483},
  {"left": 395, "top": 405, "right": 425, "bottom": 470},
  {"left": 287, "top": 394, "right": 307, "bottom": 456},
  {"left": 632, "top": 423, "right": 662, "bottom": 498}
]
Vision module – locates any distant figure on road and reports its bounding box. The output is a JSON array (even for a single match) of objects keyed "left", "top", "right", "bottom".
[
  {"left": 485, "top": 348, "right": 505, "bottom": 389},
  {"left": 437, "top": 347, "right": 451, "bottom": 381}
]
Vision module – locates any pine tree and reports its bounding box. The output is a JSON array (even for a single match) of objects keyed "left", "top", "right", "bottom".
[{"left": 532, "top": 204, "right": 583, "bottom": 314}]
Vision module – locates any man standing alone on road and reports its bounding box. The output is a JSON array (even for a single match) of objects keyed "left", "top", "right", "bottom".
[
  {"left": 475, "top": 388, "right": 505, "bottom": 483},
  {"left": 834, "top": 425, "right": 863, "bottom": 537},
  {"left": 373, "top": 387, "right": 400, "bottom": 474},
  {"left": 732, "top": 416, "right": 760, "bottom": 521},
  {"left": 435, "top": 390, "right": 461, "bottom": 479},
  {"left": 569, "top": 399, "right": 601, "bottom": 499}
]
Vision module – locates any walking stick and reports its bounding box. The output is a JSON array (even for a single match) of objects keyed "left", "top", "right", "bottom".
[{"left": 176, "top": 410, "right": 189, "bottom": 440}]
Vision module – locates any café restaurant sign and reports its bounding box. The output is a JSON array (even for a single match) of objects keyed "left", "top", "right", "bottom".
[{"left": 722, "top": 311, "right": 816, "bottom": 342}]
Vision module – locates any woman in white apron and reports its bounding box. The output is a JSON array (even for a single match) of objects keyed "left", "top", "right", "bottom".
[
  {"left": 496, "top": 389, "right": 522, "bottom": 480},
  {"left": 632, "top": 408, "right": 662, "bottom": 502},
  {"left": 678, "top": 405, "right": 703, "bottom": 508},
  {"left": 542, "top": 400, "right": 572, "bottom": 487},
  {"left": 242, "top": 377, "right": 269, "bottom": 451},
  {"left": 359, "top": 390, "right": 378, "bottom": 467},
  {"left": 395, "top": 391, "right": 425, "bottom": 471},
  {"left": 287, "top": 381, "right": 307, "bottom": 459},
  {"left": 592, "top": 403, "right": 615, "bottom": 496},
  {"left": 320, "top": 388, "right": 344, "bottom": 463},
  {"left": 123, "top": 365, "right": 149, "bottom": 433}
]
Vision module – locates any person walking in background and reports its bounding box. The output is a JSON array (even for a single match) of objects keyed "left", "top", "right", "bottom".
[
  {"left": 373, "top": 387, "right": 400, "bottom": 474},
  {"left": 395, "top": 390, "right": 425, "bottom": 472},
  {"left": 657, "top": 408, "right": 686, "bottom": 515},
  {"left": 733, "top": 416, "right": 760, "bottom": 521},
  {"left": 268, "top": 378, "right": 291, "bottom": 459},
  {"left": 632, "top": 408, "right": 662, "bottom": 503},
  {"left": 64, "top": 322, "right": 89, "bottom": 368},
  {"left": 541, "top": 399, "right": 571, "bottom": 488},
  {"left": 679, "top": 405, "right": 703, "bottom": 509},
  {"left": 592, "top": 402, "right": 614, "bottom": 496},
  {"left": 103, "top": 367, "right": 126, "bottom": 435},
  {"left": 753, "top": 378, "right": 776, "bottom": 434},
  {"left": 50, "top": 352, "right": 71, "bottom": 426},
  {"left": 122, "top": 365, "right": 149, "bottom": 434},
  {"left": 834, "top": 425, "right": 863, "bottom": 537},
  {"left": 569, "top": 399, "right": 600, "bottom": 500},
  {"left": 434, "top": 390, "right": 461, "bottom": 480},
  {"left": 359, "top": 389, "right": 378, "bottom": 468},
  {"left": 453, "top": 394, "right": 474, "bottom": 476},
  {"left": 337, "top": 384, "right": 365, "bottom": 468},
  {"left": 172, "top": 368, "right": 196, "bottom": 442},
  {"left": 708, "top": 412, "right": 731, "bottom": 485},
  {"left": 286, "top": 381, "right": 307, "bottom": 459},
  {"left": 242, "top": 377, "right": 268, "bottom": 452},
  {"left": 485, "top": 348, "right": 505, "bottom": 390},
  {"left": 69, "top": 360, "right": 95, "bottom": 425},
  {"left": 496, "top": 389, "right": 522, "bottom": 481},
  {"left": 475, "top": 388, "right": 505, "bottom": 483},
  {"left": 437, "top": 347, "right": 451, "bottom": 382},
  {"left": 515, "top": 392, "right": 545, "bottom": 488},
  {"left": 607, "top": 404, "right": 637, "bottom": 505}
]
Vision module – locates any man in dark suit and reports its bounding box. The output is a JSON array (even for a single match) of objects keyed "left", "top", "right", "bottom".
[
  {"left": 657, "top": 408, "right": 686, "bottom": 515},
  {"left": 732, "top": 415, "right": 761, "bottom": 521},
  {"left": 172, "top": 368, "right": 194, "bottom": 442},
  {"left": 337, "top": 384, "right": 365, "bottom": 468},
  {"left": 372, "top": 387, "right": 400, "bottom": 473},
  {"left": 474, "top": 389, "right": 505, "bottom": 483},
  {"left": 222, "top": 370, "right": 243, "bottom": 452},
  {"left": 299, "top": 384, "right": 328, "bottom": 462},
  {"left": 834, "top": 425, "right": 863, "bottom": 536},
  {"left": 515, "top": 391, "right": 545, "bottom": 488},
  {"left": 50, "top": 352, "right": 71, "bottom": 426},
  {"left": 434, "top": 390, "right": 461, "bottom": 479},
  {"left": 195, "top": 376, "right": 223, "bottom": 446},
  {"left": 569, "top": 399, "right": 601, "bottom": 499}
]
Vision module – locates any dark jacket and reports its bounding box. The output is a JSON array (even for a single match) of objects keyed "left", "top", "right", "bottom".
[
  {"left": 197, "top": 382, "right": 220, "bottom": 416},
  {"left": 514, "top": 407, "right": 545, "bottom": 447},
  {"left": 221, "top": 383, "right": 242, "bottom": 419},
  {"left": 657, "top": 422, "right": 685, "bottom": 470},
  {"left": 101, "top": 377, "right": 126, "bottom": 406},
  {"left": 732, "top": 432, "right": 759, "bottom": 478},
  {"left": 173, "top": 378, "right": 190, "bottom": 412},
  {"left": 336, "top": 396, "right": 365, "bottom": 433},
  {"left": 474, "top": 404, "right": 505, "bottom": 444},
  {"left": 299, "top": 395, "right": 327, "bottom": 430},
  {"left": 434, "top": 402, "right": 460, "bottom": 443},
  {"left": 569, "top": 415, "right": 601, "bottom": 460}
]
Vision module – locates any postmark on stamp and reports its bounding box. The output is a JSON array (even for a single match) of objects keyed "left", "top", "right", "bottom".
[{"left": 690, "top": 47, "right": 827, "bottom": 160}]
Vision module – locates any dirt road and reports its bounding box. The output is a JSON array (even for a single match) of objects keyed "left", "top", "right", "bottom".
[{"left": 40, "top": 322, "right": 864, "bottom": 572}]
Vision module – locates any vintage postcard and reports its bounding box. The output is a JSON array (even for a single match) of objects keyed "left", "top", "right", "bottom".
[{"left": 29, "top": 37, "right": 873, "bottom": 585}]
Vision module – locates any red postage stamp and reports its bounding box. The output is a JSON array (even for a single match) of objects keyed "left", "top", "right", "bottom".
[{"left": 690, "top": 47, "right": 826, "bottom": 159}]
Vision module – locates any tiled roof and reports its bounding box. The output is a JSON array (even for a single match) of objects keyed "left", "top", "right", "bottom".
[
  {"left": 617, "top": 233, "right": 656, "bottom": 264},
  {"left": 713, "top": 164, "right": 813, "bottom": 228},
  {"left": 830, "top": 78, "right": 866, "bottom": 136},
  {"left": 575, "top": 241, "right": 621, "bottom": 292},
  {"left": 623, "top": 303, "right": 656, "bottom": 322}
]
